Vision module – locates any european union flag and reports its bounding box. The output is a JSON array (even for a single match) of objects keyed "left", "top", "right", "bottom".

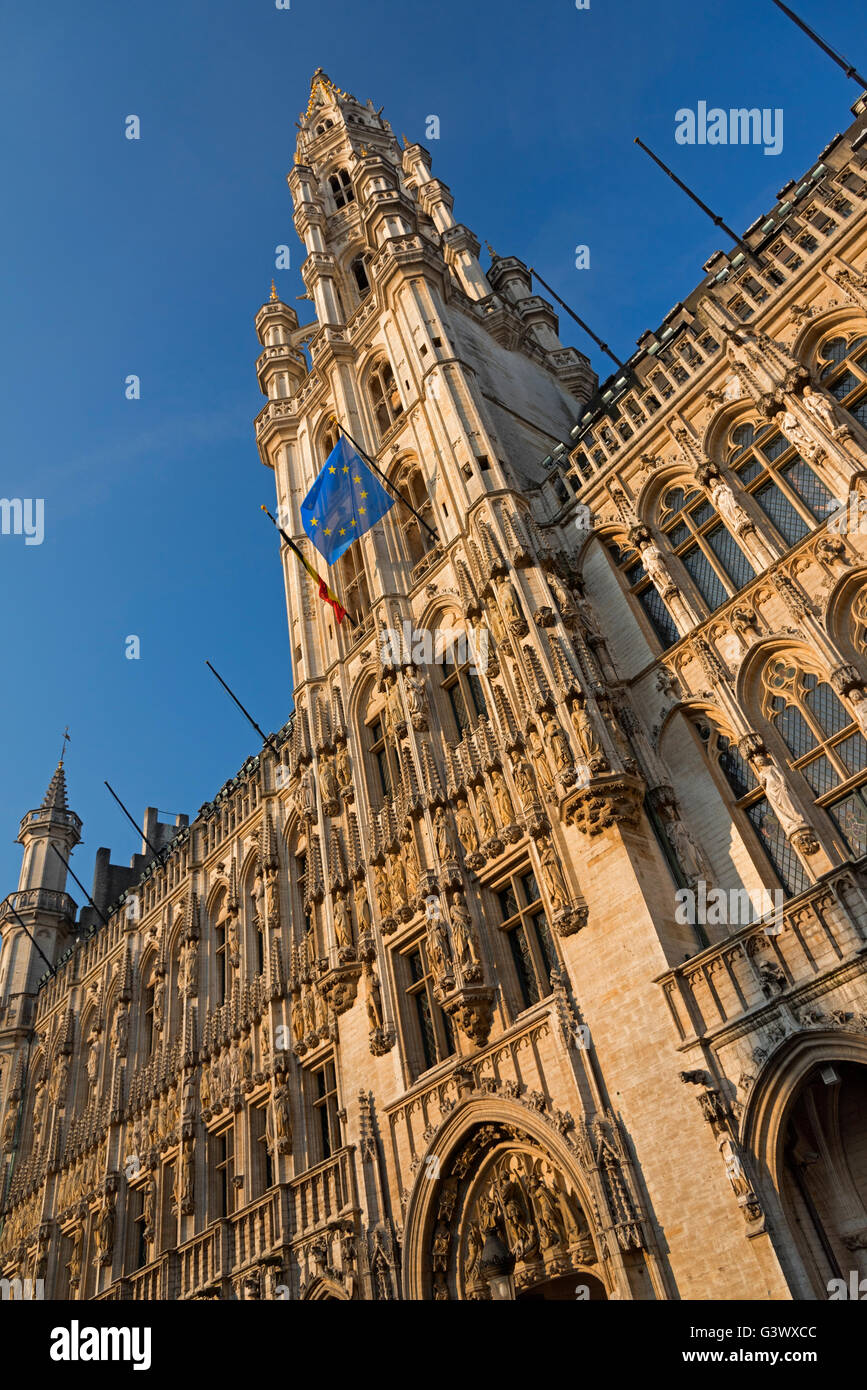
[{"left": 300, "top": 436, "right": 396, "bottom": 565}]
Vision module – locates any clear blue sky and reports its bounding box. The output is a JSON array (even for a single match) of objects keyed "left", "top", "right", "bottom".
[{"left": 1, "top": 0, "right": 863, "bottom": 897}]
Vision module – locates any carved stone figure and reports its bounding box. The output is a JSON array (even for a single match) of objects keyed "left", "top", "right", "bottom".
[
  {"left": 298, "top": 765, "right": 317, "bottom": 819},
  {"left": 273, "top": 1082, "right": 292, "bottom": 1147},
  {"left": 641, "top": 539, "right": 676, "bottom": 593},
  {"left": 426, "top": 912, "right": 452, "bottom": 982},
  {"left": 32, "top": 1079, "right": 47, "bottom": 1145},
  {"left": 666, "top": 816, "right": 713, "bottom": 887},
  {"left": 498, "top": 577, "right": 526, "bottom": 633},
  {"left": 780, "top": 407, "right": 821, "bottom": 460},
  {"left": 111, "top": 1007, "right": 129, "bottom": 1056},
  {"left": 373, "top": 864, "right": 392, "bottom": 918},
  {"left": 434, "top": 806, "right": 459, "bottom": 863},
  {"left": 708, "top": 476, "right": 752, "bottom": 533},
  {"left": 333, "top": 893, "right": 353, "bottom": 949},
  {"left": 541, "top": 710, "right": 573, "bottom": 773},
  {"left": 389, "top": 853, "right": 407, "bottom": 908},
  {"left": 753, "top": 754, "right": 808, "bottom": 837},
  {"left": 86, "top": 1028, "right": 102, "bottom": 1085},
  {"left": 449, "top": 898, "right": 478, "bottom": 971},
  {"left": 336, "top": 740, "right": 352, "bottom": 788},
  {"left": 490, "top": 769, "right": 514, "bottom": 825},
  {"left": 265, "top": 867, "right": 280, "bottom": 926},
  {"left": 240, "top": 1031, "right": 253, "bottom": 1081},
  {"left": 95, "top": 1195, "right": 116, "bottom": 1264},
  {"left": 320, "top": 754, "right": 340, "bottom": 807},
  {"left": 142, "top": 1177, "right": 157, "bottom": 1235},
  {"left": 303, "top": 985, "right": 317, "bottom": 1035},
  {"left": 292, "top": 994, "right": 305, "bottom": 1043},
  {"left": 486, "top": 598, "right": 507, "bottom": 645},
  {"left": 510, "top": 752, "right": 537, "bottom": 807},
  {"left": 548, "top": 573, "right": 579, "bottom": 625},
  {"left": 404, "top": 668, "right": 427, "bottom": 721},
  {"left": 528, "top": 728, "right": 555, "bottom": 794},
  {"left": 475, "top": 787, "right": 497, "bottom": 841},
  {"left": 455, "top": 798, "right": 479, "bottom": 854},
  {"left": 354, "top": 879, "right": 372, "bottom": 936},
  {"left": 539, "top": 839, "right": 569, "bottom": 911},
  {"left": 366, "top": 965, "right": 384, "bottom": 1032},
  {"left": 802, "top": 385, "right": 843, "bottom": 434},
  {"left": 570, "top": 696, "right": 604, "bottom": 768}
]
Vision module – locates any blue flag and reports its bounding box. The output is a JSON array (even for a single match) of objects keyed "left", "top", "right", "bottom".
[{"left": 300, "top": 436, "right": 396, "bottom": 565}]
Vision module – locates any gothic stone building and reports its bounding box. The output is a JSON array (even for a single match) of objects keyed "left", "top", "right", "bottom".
[{"left": 2, "top": 71, "right": 867, "bottom": 1302}]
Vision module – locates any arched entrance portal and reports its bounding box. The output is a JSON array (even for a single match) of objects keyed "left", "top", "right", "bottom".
[
  {"left": 780, "top": 1059, "right": 867, "bottom": 1294},
  {"left": 403, "top": 1103, "right": 610, "bottom": 1300}
]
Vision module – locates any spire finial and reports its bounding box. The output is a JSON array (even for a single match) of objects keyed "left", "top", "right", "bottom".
[
  {"left": 485, "top": 241, "right": 498, "bottom": 260},
  {"left": 270, "top": 280, "right": 278, "bottom": 302},
  {"left": 401, "top": 133, "right": 409, "bottom": 148},
  {"left": 59, "top": 726, "right": 71, "bottom": 767}
]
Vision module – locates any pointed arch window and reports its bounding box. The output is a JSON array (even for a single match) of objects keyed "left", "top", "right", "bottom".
[
  {"left": 606, "top": 539, "right": 680, "bottom": 650},
  {"left": 337, "top": 539, "right": 371, "bottom": 620},
  {"left": 368, "top": 358, "right": 403, "bottom": 438},
  {"left": 817, "top": 332, "right": 867, "bottom": 429},
  {"left": 726, "top": 422, "right": 833, "bottom": 548},
  {"left": 328, "top": 169, "right": 354, "bottom": 209},
  {"left": 696, "top": 721, "right": 809, "bottom": 896},
  {"left": 761, "top": 656, "right": 867, "bottom": 858},
  {"left": 214, "top": 912, "right": 228, "bottom": 1006},
  {"left": 439, "top": 646, "right": 487, "bottom": 738},
  {"left": 395, "top": 463, "right": 434, "bottom": 567},
  {"left": 350, "top": 255, "right": 371, "bottom": 298},
  {"left": 319, "top": 417, "right": 340, "bottom": 464},
  {"left": 658, "top": 483, "right": 755, "bottom": 611},
  {"left": 363, "top": 692, "right": 400, "bottom": 807}
]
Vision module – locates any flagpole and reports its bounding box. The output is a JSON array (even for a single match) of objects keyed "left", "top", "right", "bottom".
[
  {"left": 260, "top": 505, "right": 357, "bottom": 628},
  {"left": 331, "top": 419, "right": 440, "bottom": 544}
]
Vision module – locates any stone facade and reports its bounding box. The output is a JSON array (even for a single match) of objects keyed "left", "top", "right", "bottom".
[{"left": 2, "top": 71, "right": 867, "bottom": 1301}]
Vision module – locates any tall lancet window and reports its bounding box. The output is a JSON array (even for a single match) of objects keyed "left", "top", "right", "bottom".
[
  {"left": 726, "top": 422, "right": 833, "bottom": 547},
  {"left": 350, "top": 255, "right": 371, "bottom": 299},
  {"left": 337, "top": 541, "right": 371, "bottom": 622},
  {"left": 328, "top": 169, "right": 354, "bottom": 209},
  {"left": 368, "top": 359, "right": 403, "bottom": 439},
  {"left": 817, "top": 331, "right": 867, "bottom": 429},
  {"left": 657, "top": 483, "right": 755, "bottom": 612},
  {"left": 395, "top": 463, "right": 434, "bottom": 567},
  {"left": 606, "top": 538, "right": 679, "bottom": 651},
  {"left": 760, "top": 655, "right": 867, "bottom": 858}
]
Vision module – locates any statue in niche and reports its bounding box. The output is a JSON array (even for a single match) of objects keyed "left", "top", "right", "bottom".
[
  {"left": 490, "top": 769, "right": 514, "bottom": 825},
  {"left": 510, "top": 752, "right": 537, "bottom": 807},
  {"left": 374, "top": 864, "right": 392, "bottom": 919},
  {"left": 527, "top": 727, "right": 555, "bottom": 794},
  {"left": 498, "top": 576, "right": 526, "bottom": 634},
  {"left": 291, "top": 994, "right": 305, "bottom": 1044},
  {"left": 449, "top": 897, "right": 478, "bottom": 972},
  {"left": 640, "top": 539, "right": 676, "bottom": 593},
  {"left": 780, "top": 407, "right": 821, "bottom": 460},
  {"left": 366, "top": 964, "right": 384, "bottom": 1032},
  {"left": 434, "top": 806, "right": 459, "bottom": 863},
  {"left": 455, "top": 797, "right": 479, "bottom": 854},
  {"left": 320, "top": 754, "right": 340, "bottom": 808},
  {"left": 86, "top": 1027, "right": 102, "bottom": 1085},
  {"left": 404, "top": 667, "right": 428, "bottom": 722},
  {"left": 336, "top": 740, "right": 352, "bottom": 788},
  {"left": 475, "top": 786, "right": 497, "bottom": 841},
  {"left": 548, "top": 573, "right": 579, "bottom": 625},
  {"left": 298, "top": 765, "right": 317, "bottom": 819},
  {"left": 426, "top": 911, "right": 452, "bottom": 982},
  {"left": 538, "top": 839, "right": 569, "bottom": 911},
  {"left": 389, "top": 853, "right": 407, "bottom": 908},
  {"left": 354, "top": 879, "right": 372, "bottom": 936},
  {"left": 802, "top": 384, "right": 845, "bottom": 434},
  {"left": 333, "top": 893, "right": 353, "bottom": 949},
  {"left": 541, "top": 709, "right": 573, "bottom": 774},
  {"left": 569, "top": 696, "right": 605, "bottom": 769}
]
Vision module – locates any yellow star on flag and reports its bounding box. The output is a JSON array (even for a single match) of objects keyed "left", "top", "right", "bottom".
[
  {"left": 342, "top": 465, "right": 350, "bottom": 474},
  {"left": 324, "top": 527, "right": 332, "bottom": 535},
  {"left": 328, "top": 466, "right": 336, "bottom": 474},
  {"left": 310, "top": 517, "right": 318, "bottom": 527},
  {"left": 353, "top": 474, "right": 361, "bottom": 483}
]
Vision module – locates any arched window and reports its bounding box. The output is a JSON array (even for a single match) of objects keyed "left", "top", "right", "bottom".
[
  {"left": 319, "top": 416, "right": 339, "bottom": 464},
  {"left": 696, "top": 721, "right": 809, "bottom": 897},
  {"left": 337, "top": 540, "right": 371, "bottom": 621},
  {"left": 726, "top": 421, "right": 833, "bottom": 547},
  {"left": 761, "top": 655, "right": 867, "bottom": 857},
  {"left": 363, "top": 691, "right": 400, "bottom": 806},
  {"left": 328, "top": 169, "right": 354, "bottom": 209},
  {"left": 816, "top": 331, "right": 867, "bottom": 429},
  {"left": 395, "top": 464, "right": 434, "bottom": 567},
  {"left": 658, "top": 483, "right": 755, "bottom": 612},
  {"left": 350, "top": 255, "right": 370, "bottom": 298},
  {"left": 214, "top": 902, "right": 228, "bottom": 1006},
  {"left": 368, "top": 358, "right": 403, "bottom": 438},
  {"left": 439, "top": 645, "right": 487, "bottom": 737},
  {"left": 606, "top": 538, "right": 679, "bottom": 650}
]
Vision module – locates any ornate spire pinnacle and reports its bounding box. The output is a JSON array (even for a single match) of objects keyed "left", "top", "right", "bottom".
[
  {"left": 270, "top": 280, "right": 278, "bottom": 302},
  {"left": 41, "top": 761, "right": 68, "bottom": 812}
]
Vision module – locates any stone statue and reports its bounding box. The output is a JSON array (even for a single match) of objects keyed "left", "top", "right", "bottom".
[
  {"left": 366, "top": 966, "right": 384, "bottom": 1032},
  {"left": 455, "top": 798, "right": 479, "bottom": 854},
  {"left": 273, "top": 1083, "right": 291, "bottom": 1146},
  {"left": 802, "top": 385, "right": 842, "bottom": 434},
  {"left": 539, "top": 839, "right": 569, "bottom": 911},
  {"left": 709, "top": 476, "right": 752, "bottom": 533},
  {"left": 333, "top": 893, "right": 353, "bottom": 949},
  {"left": 240, "top": 1031, "right": 253, "bottom": 1080},
  {"left": 426, "top": 913, "right": 452, "bottom": 982},
  {"left": 389, "top": 853, "right": 407, "bottom": 908},
  {"left": 291, "top": 994, "right": 305, "bottom": 1043},
  {"left": 490, "top": 769, "right": 514, "bottom": 825},
  {"left": 498, "top": 577, "right": 525, "bottom": 632},
  {"left": 548, "top": 574, "right": 579, "bottom": 625},
  {"left": 666, "top": 816, "right": 713, "bottom": 887},
  {"left": 111, "top": 1007, "right": 129, "bottom": 1056},
  {"left": 780, "top": 408, "right": 820, "bottom": 460},
  {"left": 753, "top": 755, "right": 807, "bottom": 837},
  {"left": 299, "top": 765, "right": 317, "bottom": 819},
  {"left": 374, "top": 864, "right": 392, "bottom": 918},
  {"left": 541, "top": 710, "right": 573, "bottom": 773},
  {"left": 354, "top": 879, "right": 372, "bottom": 936},
  {"left": 143, "top": 1177, "right": 157, "bottom": 1234},
  {"left": 404, "top": 668, "right": 427, "bottom": 720},
  {"left": 510, "top": 752, "right": 537, "bottom": 807},
  {"left": 486, "top": 599, "right": 507, "bottom": 645},
  {"left": 86, "top": 1028, "right": 102, "bottom": 1085},
  {"left": 265, "top": 867, "right": 280, "bottom": 926},
  {"left": 434, "top": 806, "right": 459, "bottom": 863},
  {"left": 336, "top": 740, "right": 352, "bottom": 789},
  {"left": 528, "top": 728, "right": 555, "bottom": 794},
  {"left": 641, "top": 540, "right": 676, "bottom": 593},
  {"left": 449, "top": 898, "right": 477, "bottom": 971},
  {"left": 320, "top": 754, "right": 340, "bottom": 807},
  {"left": 570, "top": 697, "right": 604, "bottom": 768},
  {"left": 475, "top": 787, "right": 497, "bottom": 841}
]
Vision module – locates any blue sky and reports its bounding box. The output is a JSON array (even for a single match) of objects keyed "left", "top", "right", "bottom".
[{"left": 0, "top": 0, "right": 863, "bottom": 897}]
